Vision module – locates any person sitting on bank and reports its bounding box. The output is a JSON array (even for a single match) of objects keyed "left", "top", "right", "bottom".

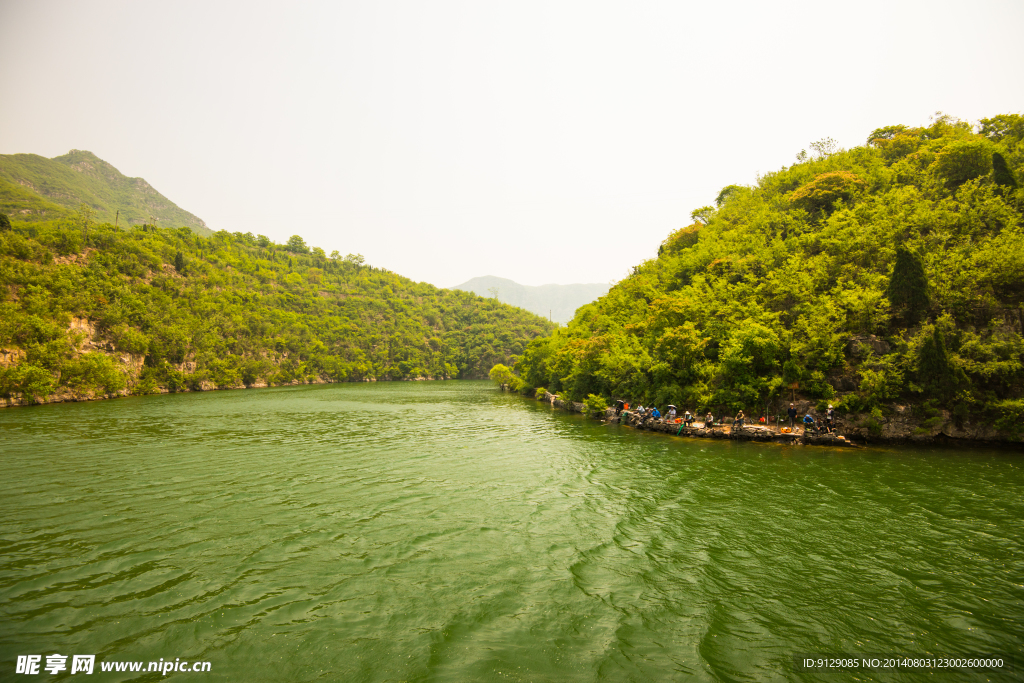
[
  {"left": 788, "top": 403, "right": 798, "bottom": 429},
  {"left": 614, "top": 400, "right": 625, "bottom": 416},
  {"left": 684, "top": 410, "right": 693, "bottom": 426},
  {"left": 666, "top": 405, "right": 677, "bottom": 421},
  {"left": 734, "top": 410, "right": 745, "bottom": 429},
  {"left": 704, "top": 411, "right": 714, "bottom": 429},
  {"left": 651, "top": 406, "right": 661, "bottom": 420},
  {"left": 803, "top": 412, "right": 816, "bottom": 432}
]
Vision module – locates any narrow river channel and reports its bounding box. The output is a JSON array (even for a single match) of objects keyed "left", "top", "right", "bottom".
[{"left": 1, "top": 381, "right": 1021, "bottom": 681}]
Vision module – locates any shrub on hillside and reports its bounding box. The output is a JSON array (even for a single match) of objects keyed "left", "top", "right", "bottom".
[
  {"left": 930, "top": 139, "right": 994, "bottom": 189},
  {"left": 789, "top": 172, "right": 867, "bottom": 214}
]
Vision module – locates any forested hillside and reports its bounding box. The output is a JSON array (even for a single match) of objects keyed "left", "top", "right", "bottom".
[
  {"left": 0, "top": 150, "right": 211, "bottom": 235},
  {"left": 510, "top": 114, "right": 1024, "bottom": 438},
  {"left": 0, "top": 212, "right": 554, "bottom": 405}
]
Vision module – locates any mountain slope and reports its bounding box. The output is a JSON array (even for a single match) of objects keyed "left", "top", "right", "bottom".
[
  {"left": 512, "top": 113, "right": 1024, "bottom": 439},
  {"left": 453, "top": 275, "right": 610, "bottom": 324},
  {"left": 0, "top": 150, "right": 211, "bottom": 235},
  {"left": 0, "top": 220, "right": 554, "bottom": 406}
]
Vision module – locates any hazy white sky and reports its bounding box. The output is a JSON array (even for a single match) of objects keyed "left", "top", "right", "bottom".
[{"left": 1, "top": 1, "right": 1022, "bottom": 288}]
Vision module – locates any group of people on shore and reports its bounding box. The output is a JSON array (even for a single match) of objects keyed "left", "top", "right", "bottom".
[{"left": 613, "top": 400, "right": 838, "bottom": 434}]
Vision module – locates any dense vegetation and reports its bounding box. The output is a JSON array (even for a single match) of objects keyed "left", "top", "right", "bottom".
[
  {"left": 508, "top": 114, "right": 1024, "bottom": 436},
  {"left": 0, "top": 213, "right": 554, "bottom": 402},
  {"left": 0, "top": 150, "right": 211, "bottom": 234}
]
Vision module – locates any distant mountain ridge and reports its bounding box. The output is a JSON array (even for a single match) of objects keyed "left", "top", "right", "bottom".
[
  {"left": 0, "top": 149, "right": 211, "bottom": 235},
  {"left": 453, "top": 276, "right": 609, "bottom": 324}
]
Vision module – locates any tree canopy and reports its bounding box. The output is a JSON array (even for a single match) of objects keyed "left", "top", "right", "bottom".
[
  {"left": 0, "top": 217, "right": 554, "bottom": 401},
  {"left": 504, "top": 113, "right": 1024, "bottom": 436}
]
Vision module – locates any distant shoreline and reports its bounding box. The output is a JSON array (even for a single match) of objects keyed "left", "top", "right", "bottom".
[{"left": 0, "top": 375, "right": 476, "bottom": 410}]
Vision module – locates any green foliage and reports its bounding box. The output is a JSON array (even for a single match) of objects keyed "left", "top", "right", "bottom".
[
  {"left": 690, "top": 206, "right": 715, "bottom": 225},
  {"left": 520, "top": 114, "right": 1024, "bottom": 432},
  {"left": 978, "top": 114, "right": 1024, "bottom": 147},
  {"left": 488, "top": 363, "right": 515, "bottom": 388},
  {"left": 930, "top": 139, "right": 994, "bottom": 189},
  {"left": 916, "top": 326, "right": 968, "bottom": 402},
  {"left": 715, "top": 185, "right": 742, "bottom": 207},
  {"left": 285, "top": 235, "right": 309, "bottom": 254},
  {"left": 992, "top": 152, "right": 1018, "bottom": 189},
  {"left": 0, "top": 213, "right": 10, "bottom": 232},
  {"left": 0, "top": 364, "right": 55, "bottom": 401},
  {"left": 63, "top": 353, "right": 126, "bottom": 394},
  {"left": 990, "top": 398, "right": 1024, "bottom": 437},
  {"left": 659, "top": 223, "right": 701, "bottom": 257},
  {"left": 789, "top": 171, "right": 866, "bottom": 214},
  {"left": 582, "top": 393, "right": 607, "bottom": 418},
  {"left": 0, "top": 222, "right": 554, "bottom": 400},
  {"left": 886, "top": 247, "right": 930, "bottom": 327}
]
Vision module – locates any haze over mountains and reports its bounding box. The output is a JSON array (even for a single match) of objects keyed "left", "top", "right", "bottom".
[
  {"left": 0, "top": 150, "right": 211, "bottom": 235},
  {"left": 454, "top": 276, "right": 610, "bottom": 324}
]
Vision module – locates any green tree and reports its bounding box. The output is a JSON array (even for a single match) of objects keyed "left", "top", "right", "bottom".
[
  {"left": 285, "top": 235, "right": 309, "bottom": 253},
  {"left": 931, "top": 139, "right": 994, "bottom": 189},
  {"left": 886, "top": 247, "right": 930, "bottom": 327},
  {"left": 690, "top": 206, "right": 715, "bottom": 225},
  {"left": 715, "top": 185, "right": 741, "bottom": 207},
  {"left": 917, "top": 327, "right": 967, "bottom": 403},
  {"left": 583, "top": 393, "right": 608, "bottom": 418},
  {"left": 992, "top": 152, "right": 1018, "bottom": 189},
  {"left": 789, "top": 172, "right": 866, "bottom": 214},
  {"left": 489, "top": 363, "right": 515, "bottom": 390},
  {"left": 0, "top": 213, "right": 11, "bottom": 232},
  {"left": 174, "top": 251, "right": 186, "bottom": 273}
]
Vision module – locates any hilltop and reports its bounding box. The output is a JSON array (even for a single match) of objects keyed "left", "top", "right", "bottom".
[
  {"left": 453, "top": 276, "right": 609, "bottom": 324},
  {"left": 0, "top": 216, "right": 554, "bottom": 406},
  {"left": 0, "top": 150, "right": 211, "bottom": 235},
  {"left": 509, "top": 113, "right": 1024, "bottom": 442}
]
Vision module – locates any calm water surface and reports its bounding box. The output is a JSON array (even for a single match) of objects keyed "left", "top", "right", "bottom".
[{"left": 1, "top": 381, "right": 1022, "bottom": 682}]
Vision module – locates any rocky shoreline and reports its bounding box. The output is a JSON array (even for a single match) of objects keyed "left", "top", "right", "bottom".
[
  {"left": 0, "top": 374, "right": 451, "bottom": 409},
  {"left": 537, "top": 391, "right": 1020, "bottom": 448}
]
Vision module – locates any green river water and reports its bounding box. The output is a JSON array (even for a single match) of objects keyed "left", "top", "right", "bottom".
[{"left": 1, "top": 381, "right": 1021, "bottom": 682}]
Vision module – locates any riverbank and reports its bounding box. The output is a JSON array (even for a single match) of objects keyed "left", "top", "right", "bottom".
[
  {"left": 0, "top": 374, "right": 447, "bottom": 409},
  {"left": 536, "top": 390, "right": 1021, "bottom": 448},
  {"left": 611, "top": 409, "right": 859, "bottom": 448}
]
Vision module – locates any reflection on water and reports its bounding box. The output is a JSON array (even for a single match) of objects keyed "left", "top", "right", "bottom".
[{"left": 1, "top": 381, "right": 1022, "bottom": 681}]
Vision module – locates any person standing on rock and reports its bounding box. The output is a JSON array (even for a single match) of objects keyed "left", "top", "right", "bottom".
[
  {"left": 788, "top": 403, "right": 798, "bottom": 430},
  {"left": 825, "top": 405, "right": 836, "bottom": 433}
]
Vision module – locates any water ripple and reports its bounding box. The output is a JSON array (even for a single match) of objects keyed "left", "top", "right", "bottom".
[{"left": 1, "top": 382, "right": 1022, "bottom": 681}]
